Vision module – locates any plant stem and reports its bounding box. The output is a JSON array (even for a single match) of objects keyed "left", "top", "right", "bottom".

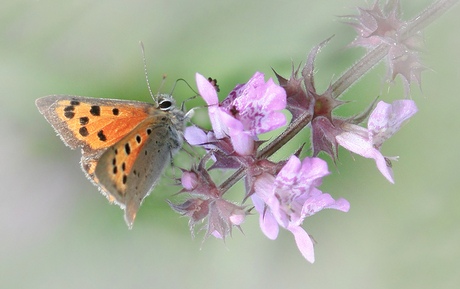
[
  {"left": 400, "top": 0, "right": 459, "bottom": 39},
  {"left": 331, "top": 43, "right": 390, "bottom": 98}
]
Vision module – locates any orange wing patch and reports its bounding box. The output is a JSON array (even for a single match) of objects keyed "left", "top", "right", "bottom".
[{"left": 55, "top": 99, "right": 150, "bottom": 151}]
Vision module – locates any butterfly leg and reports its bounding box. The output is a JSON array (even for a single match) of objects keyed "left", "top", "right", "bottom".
[{"left": 168, "top": 149, "right": 182, "bottom": 184}]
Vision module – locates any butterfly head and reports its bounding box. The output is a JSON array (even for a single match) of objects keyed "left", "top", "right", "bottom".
[{"left": 156, "top": 93, "right": 194, "bottom": 121}]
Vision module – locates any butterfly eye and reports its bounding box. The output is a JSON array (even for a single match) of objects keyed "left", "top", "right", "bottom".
[{"left": 159, "top": 100, "right": 173, "bottom": 110}]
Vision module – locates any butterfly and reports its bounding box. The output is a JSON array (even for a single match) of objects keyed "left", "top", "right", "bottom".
[{"left": 36, "top": 92, "right": 190, "bottom": 229}]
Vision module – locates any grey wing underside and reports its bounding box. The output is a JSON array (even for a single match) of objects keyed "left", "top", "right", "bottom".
[{"left": 95, "top": 122, "right": 174, "bottom": 229}]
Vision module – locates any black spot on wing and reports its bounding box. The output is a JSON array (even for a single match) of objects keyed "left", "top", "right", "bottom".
[
  {"left": 64, "top": 106, "right": 75, "bottom": 119},
  {"left": 97, "top": 130, "right": 107, "bottom": 142},
  {"left": 64, "top": 111, "right": 75, "bottom": 119},
  {"left": 80, "top": 117, "right": 89, "bottom": 125},
  {"left": 90, "top": 105, "right": 101, "bottom": 116},
  {"left": 79, "top": 127, "right": 89, "bottom": 137}
]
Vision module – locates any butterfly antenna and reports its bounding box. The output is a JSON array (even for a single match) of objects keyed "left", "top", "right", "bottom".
[
  {"left": 169, "top": 78, "right": 199, "bottom": 96},
  {"left": 139, "top": 41, "right": 157, "bottom": 101},
  {"left": 158, "top": 74, "right": 167, "bottom": 96}
]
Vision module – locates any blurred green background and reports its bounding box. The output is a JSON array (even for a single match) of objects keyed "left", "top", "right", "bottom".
[{"left": 2, "top": 0, "right": 459, "bottom": 288}]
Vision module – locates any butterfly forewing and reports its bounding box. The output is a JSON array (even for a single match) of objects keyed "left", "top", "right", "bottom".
[{"left": 35, "top": 95, "right": 155, "bottom": 156}]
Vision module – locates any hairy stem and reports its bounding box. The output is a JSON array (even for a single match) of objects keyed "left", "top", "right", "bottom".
[
  {"left": 400, "top": 0, "right": 458, "bottom": 39},
  {"left": 331, "top": 43, "right": 390, "bottom": 98}
]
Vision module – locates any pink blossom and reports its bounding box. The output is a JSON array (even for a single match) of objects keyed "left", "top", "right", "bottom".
[
  {"left": 195, "top": 72, "right": 287, "bottom": 155},
  {"left": 336, "top": 99, "right": 418, "bottom": 183},
  {"left": 252, "top": 155, "right": 349, "bottom": 262}
]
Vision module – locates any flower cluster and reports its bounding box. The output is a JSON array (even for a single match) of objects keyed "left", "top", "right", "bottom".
[{"left": 167, "top": 0, "right": 455, "bottom": 262}]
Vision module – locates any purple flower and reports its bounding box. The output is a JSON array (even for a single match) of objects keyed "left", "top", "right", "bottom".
[
  {"left": 336, "top": 99, "right": 418, "bottom": 183},
  {"left": 195, "top": 72, "right": 287, "bottom": 155},
  {"left": 252, "top": 155, "right": 349, "bottom": 263}
]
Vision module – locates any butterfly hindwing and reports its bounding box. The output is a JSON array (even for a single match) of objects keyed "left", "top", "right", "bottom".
[{"left": 95, "top": 111, "right": 181, "bottom": 228}]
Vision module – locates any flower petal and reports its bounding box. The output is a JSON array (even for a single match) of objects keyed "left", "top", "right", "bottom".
[
  {"left": 288, "top": 224, "right": 315, "bottom": 263},
  {"left": 336, "top": 129, "right": 395, "bottom": 183},
  {"left": 196, "top": 73, "right": 218, "bottom": 105},
  {"left": 259, "top": 211, "right": 279, "bottom": 240},
  {"left": 301, "top": 191, "right": 350, "bottom": 218},
  {"left": 262, "top": 78, "right": 287, "bottom": 111},
  {"left": 326, "top": 197, "right": 350, "bottom": 212},
  {"left": 371, "top": 150, "right": 395, "bottom": 183},
  {"left": 254, "top": 173, "right": 289, "bottom": 228},
  {"left": 275, "top": 155, "right": 302, "bottom": 188},
  {"left": 251, "top": 189, "right": 279, "bottom": 240},
  {"left": 196, "top": 73, "right": 229, "bottom": 138},
  {"left": 298, "top": 156, "right": 330, "bottom": 185},
  {"left": 184, "top": 126, "right": 207, "bottom": 146},
  {"left": 301, "top": 192, "right": 336, "bottom": 217},
  {"left": 253, "top": 173, "right": 276, "bottom": 201},
  {"left": 210, "top": 108, "right": 229, "bottom": 139},
  {"left": 181, "top": 171, "right": 198, "bottom": 191},
  {"left": 254, "top": 111, "right": 287, "bottom": 135},
  {"left": 368, "top": 100, "right": 418, "bottom": 148},
  {"left": 220, "top": 111, "right": 254, "bottom": 155}
]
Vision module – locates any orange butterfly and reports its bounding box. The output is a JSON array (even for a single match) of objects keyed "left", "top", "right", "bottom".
[{"left": 36, "top": 93, "right": 189, "bottom": 229}]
